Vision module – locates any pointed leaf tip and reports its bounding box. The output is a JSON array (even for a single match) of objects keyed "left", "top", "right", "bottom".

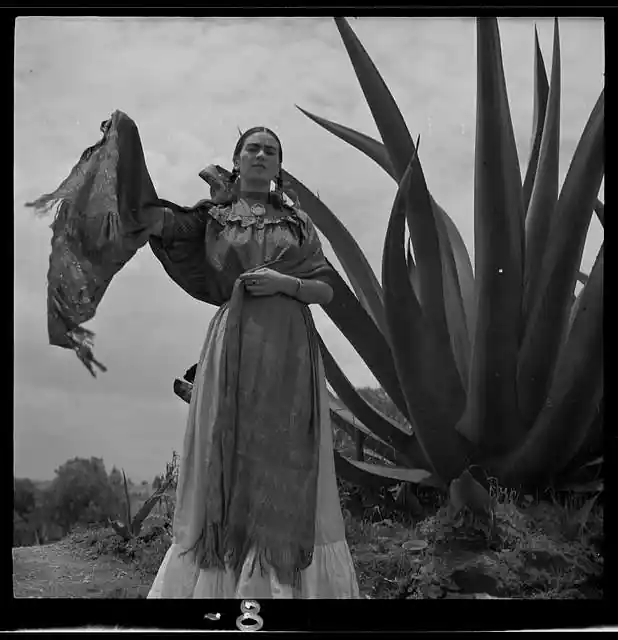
[{"left": 471, "top": 15, "right": 527, "bottom": 454}]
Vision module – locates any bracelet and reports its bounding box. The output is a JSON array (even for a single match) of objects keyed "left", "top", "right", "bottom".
[{"left": 294, "top": 277, "right": 303, "bottom": 298}]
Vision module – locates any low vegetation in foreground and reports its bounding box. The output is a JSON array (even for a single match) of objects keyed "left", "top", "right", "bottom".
[{"left": 43, "top": 474, "right": 601, "bottom": 600}]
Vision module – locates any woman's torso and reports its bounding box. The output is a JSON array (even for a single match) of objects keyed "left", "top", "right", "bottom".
[{"left": 204, "top": 198, "right": 305, "bottom": 297}]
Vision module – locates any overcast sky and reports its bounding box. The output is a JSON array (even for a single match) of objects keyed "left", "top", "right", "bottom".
[{"left": 14, "top": 16, "right": 604, "bottom": 483}]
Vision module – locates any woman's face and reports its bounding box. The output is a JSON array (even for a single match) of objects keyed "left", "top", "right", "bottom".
[{"left": 235, "top": 131, "right": 281, "bottom": 186}]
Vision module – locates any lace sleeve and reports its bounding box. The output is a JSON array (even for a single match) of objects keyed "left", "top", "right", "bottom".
[{"left": 157, "top": 202, "right": 210, "bottom": 245}]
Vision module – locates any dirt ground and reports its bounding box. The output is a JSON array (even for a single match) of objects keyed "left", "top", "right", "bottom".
[{"left": 12, "top": 540, "right": 151, "bottom": 599}]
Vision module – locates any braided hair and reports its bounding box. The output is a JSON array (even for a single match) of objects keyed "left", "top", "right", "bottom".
[{"left": 230, "top": 126, "right": 288, "bottom": 209}]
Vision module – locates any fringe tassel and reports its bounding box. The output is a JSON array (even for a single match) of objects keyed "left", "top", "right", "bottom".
[
  {"left": 26, "top": 113, "right": 130, "bottom": 377},
  {"left": 25, "top": 120, "right": 112, "bottom": 217},
  {"left": 64, "top": 326, "right": 107, "bottom": 378},
  {"left": 47, "top": 285, "right": 107, "bottom": 377},
  {"left": 178, "top": 523, "right": 227, "bottom": 572},
  {"left": 184, "top": 522, "right": 312, "bottom": 591},
  {"left": 249, "top": 542, "right": 309, "bottom": 590}
]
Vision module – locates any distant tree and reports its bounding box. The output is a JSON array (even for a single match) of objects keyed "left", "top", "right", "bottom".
[
  {"left": 47, "top": 457, "right": 117, "bottom": 535},
  {"left": 109, "top": 466, "right": 123, "bottom": 486},
  {"left": 13, "top": 477, "right": 65, "bottom": 546},
  {"left": 14, "top": 478, "right": 37, "bottom": 520},
  {"left": 14, "top": 478, "right": 39, "bottom": 546}
]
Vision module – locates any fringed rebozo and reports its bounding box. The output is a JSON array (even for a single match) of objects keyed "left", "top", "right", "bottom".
[
  {"left": 26, "top": 111, "right": 160, "bottom": 375},
  {"left": 184, "top": 230, "right": 333, "bottom": 589}
]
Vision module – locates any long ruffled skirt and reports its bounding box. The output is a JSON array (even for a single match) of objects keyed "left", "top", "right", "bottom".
[{"left": 147, "top": 304, "right": 360, "bottom": 598}]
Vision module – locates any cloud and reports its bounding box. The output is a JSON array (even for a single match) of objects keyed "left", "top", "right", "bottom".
[{"left": 14, "top": 16, "right": 604, "bottom": 482}]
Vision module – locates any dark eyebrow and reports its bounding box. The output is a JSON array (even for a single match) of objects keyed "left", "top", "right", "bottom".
[{"left": 246, "top": 143, "right": 277, "bottom": 150}]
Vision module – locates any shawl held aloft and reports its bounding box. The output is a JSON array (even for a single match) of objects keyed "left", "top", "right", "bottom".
[
  {"left": 26, "top": 112, "right": 163, "bottom": 374},
  {"left": 26, "top": 111, "right": 231, "bottom": 374}
]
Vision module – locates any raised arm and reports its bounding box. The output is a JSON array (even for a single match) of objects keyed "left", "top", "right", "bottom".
[{"left": 147, "top": 198, "right": 212, "bottom": 243}]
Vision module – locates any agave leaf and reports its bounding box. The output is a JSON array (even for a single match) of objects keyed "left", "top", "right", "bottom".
[
  {"left": 382, "top": 155, "right": 468, "bottom": 481},
  {"left": 433, "top": 209, "right": 473, "bottom": 391},
  {"left": 468, "top": 18, "right": 526, "bottom": 455},
  {"left": 500, "top": 245, "right": 603, "bottom": 485},
  {"left": 406, "top": 238, "right": 421, "bottom": 301},
  {"left": 329, "top": 18, "right": 476, "bottom": 345},
  {"left": 109, "top": 519, "right": 131, "bottom": 541},
  {"left": 320, "top": 266, "right": 410, "bottom": 420},
  {"left": 319, "top": 335, "right": 415, "bottom": 455},
  {"left": 408, "top": 239, "right": 472, "bottom": 391},
  {"left": 400, "top": 139, "right": 466, "bottom": 404},
  {"left": 334, "top": 17, "right": 412, "bottom": 179},
  {"left": 330, "top": 403, "right": 389, "bottom": 463},
  {"left": 517, "top": 90, "right": 604, "bottom": 429},
  {"left": 130, "top": 485, "right": 167, "bottom": 537},
  {"left": 295, "top": 106, "right": 396, "bottom": 179},
  {"left": 216, "top": 161, "right": 389, "bottom": 340},
  {"left": 594, "top": 198, "right": 604, "bottom": 227},
  {"left": 523, "top": 25, "right": 550, "bottom": 216},
  {"left": 328, "top": 399, "right": 425, "bottom": 469},
  {"left": 281, "top": 170, "right": 387, "bottom": 334},
  {"left": 122, "top": 469, "right": 132, "bottom": 525},
  {"left": 333, "top": 449, "right": 444, "bottom": 489},
  {"left": 298, "top": 118, "right": 473, "bottom": 390},
  {"left": 437, "top": 210, "right": 476, "bottom": 342},
  {"left": 567, "top": 287, "right": 584, "bottom": 338},
  {"left": 555, "top": 479, "right": 603, "bottom": 494},
  {"left": 295, "top": 107, "right": 474, "bottom": 333},
  {"left": 523, "top": 19, "right": 561, "bottom": 326},
  {"left": 298, "top": 108, "right": 476, "bottom": 363}
]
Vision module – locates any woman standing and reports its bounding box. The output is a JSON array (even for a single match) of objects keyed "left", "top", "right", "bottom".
[{"left": 27, "top": 111, "right": 359, "bottom": 599}]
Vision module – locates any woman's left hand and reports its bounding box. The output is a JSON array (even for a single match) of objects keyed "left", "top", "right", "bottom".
[{"left": 239, "top": 268, "right": 293, "bottom": 297}]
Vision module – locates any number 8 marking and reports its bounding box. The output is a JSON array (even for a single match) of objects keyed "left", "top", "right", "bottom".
[{"left": 236, "top": 600, "right": 264, "bottom": 632}]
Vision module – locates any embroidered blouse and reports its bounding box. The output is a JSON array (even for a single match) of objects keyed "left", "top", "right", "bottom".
[{"left": 150, "top": 198, "right": 333, "bottom": 306}]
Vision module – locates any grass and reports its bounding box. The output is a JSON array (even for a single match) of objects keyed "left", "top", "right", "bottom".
[
  {"left": 52, "top": 475, "right": 602, "bottom": 600},
  {"left": 69, "top": 514, "right": 172, "bottom": 571},
  {"left": 340, "top": 478, "right": 603, "bottom": 599}
]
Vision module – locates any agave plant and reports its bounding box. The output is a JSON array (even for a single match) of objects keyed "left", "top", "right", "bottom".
[
  {"left": 108, "top": 468, "right": 174, "bottom": 541},
  {"left": 278, "top": 17, "right": 603, "bottom": 492}
]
